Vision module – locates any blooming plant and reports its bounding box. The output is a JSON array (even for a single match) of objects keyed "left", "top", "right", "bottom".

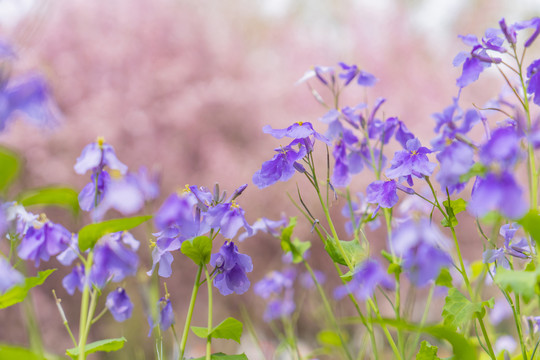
[{"left": 3, "top": 15, "right": 540, "bottom": 360}]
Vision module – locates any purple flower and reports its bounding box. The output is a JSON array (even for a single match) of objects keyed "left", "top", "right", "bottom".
[
  {"left": 154, "top": 192, "right": 204, "bottom": 239},
  {"left": 391, "top": 219, "right": 452, "bottom": 286},
  {"left": 253, "top": 141, "right": 308, "bottom": 189},
  {"left": 56, "top": 234, "right": 79, "bottom": 266},
  {"left": 385, "top": 138, "right": 437, "bottom": 185},
  {"left": 357, "top": 70, "right": 378, "bottom": 86},
  {"left": 74, "top": 138, "right": 127, "bottom": 175},
  {"left": 366, "top": 180, "right": 398, "bottom": 213},
  {"left": 296, "top": 65, "right": 334, "bottom": 85},
  {"left": 480, "top": 126, "right": 520, "bottom": 169},
  {"left": 263, "top": 293, "right": 296, "bottom": 322},
  {"left": 338, "top": 62, "right": 359, "bottom": 86},
  {"left": 148, "top": 297, "right": 175, "bottom": 336},
  {"left": 300, "top": 270, "right": 326, "bottom": 289},
  {"left": 0, "top": 258, "right": 24, "bottom": 294},
  {"left": 263, "top": 122, "right": 330, "bottom": 145},
  {"left": 527, "top": 59, "right": 540, "bottom": 106},
  {"left": 435, "top": 141, "right": 474, "bottom": 194},
  {"left": 106, "top": 288, "right": 133, "bottom": 322},
  {"left": 238, "top": 215, "right": 287, "bottom": 241},
  {"left": 206, "top": 201, "right": 253, "bottom": 239},
  {"left": 210, "top": 241, "right": 253, "bottom": 295},
  {"left": 62, "top": 263, "right": 85, "bottom": 295},
  {"left": 18, "top": 221, "right": 71, "bottom": 266},
  {"left": 92, "top": 174, "right": 146, "bottom": 220},
  {"left": 0, "top": 74, "right": 60, "bottom": 132},
  {"left": 334, "top": 259, "right": 394, "bottom": 300},
  {"left": 78, "top": 171, "right": 111, "bottom": 211},
  {"left": 254, "top": 269, "right": 296, "bottom": 299},
  {"left": 147, "top": 233, "right": 182, "bottom": 278},
  {"left": 468, "top": 172, "right": 527, "bottom": 219},
  {"left": 90, "top": 232, "right": 139, "bottom": 288},
  {"left": 515, "top": 17, "right": 540, "bottom": 47}
]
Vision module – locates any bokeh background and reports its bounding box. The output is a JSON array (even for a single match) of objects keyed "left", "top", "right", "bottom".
[{"left": 0, "top": 0, "right": 539, "bottom": 358}]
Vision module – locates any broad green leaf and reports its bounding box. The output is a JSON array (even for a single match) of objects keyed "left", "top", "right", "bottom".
[
  {"left": 0, "top": 344, "right": 49, "bottom": 360},
  {"left": 66, "top": 337, "right": 126, "bottom": 358},
  {"left": 441, "top": 198, "right": 467, "bottom": 227},
  {"left": 317, "top": 330, "right": 346, "bottom": 347},
  {"left": 388, "top": 263, "right": 402, "bottom": 276},
  {"left": 339, "top": 270, "right": 353, "bottom": 282},
  {"left": 192, "top": 353, "right": 248, "bottom": 360},
  {"left": 494, "top": 267, "right": 539, "bottom": 303},
  {"left": 280, "top": 217, "right": 297, "bottom": 244},
  {"left": 373, "top": 318, "right": 476, "bottom": 360},
  {"left": 181, "top": 236, "right": 212, "bottom": 265},
  {"left": 0, "top": 146, "right": 20, "bottom": 192},
  {"left": 441, "top": 288, "right": 493, "bottom": 330},
  {"left": 519, "top": 209, "right": 540, "bottom": 244},
  {"left": 78, "top": 215, "right": 152, "bottom": 251},
  {"left": 0, "top": 269, "right": 55, "bottom": 309},
  {"left": 435, "top": 268, "right": 453, "bottom": 288},
  {"left": 459, "top": 162, "right": 487, "bottom": 183},
  {"left": 192, "top": 317, "right": 243, "bottom": 343},
  {"left": 18, "top": 186, "right": 80, "bottom": 215},
  {"left": 324, "top": 238, "right": 364, "bottom": 267},
  {"left": 415, "top": 341, "right": 439, "bottom": 360}
]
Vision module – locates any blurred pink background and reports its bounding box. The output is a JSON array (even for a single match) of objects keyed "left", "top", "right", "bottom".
[{"left": 0, "top": 0, "right": 538, "bottom": 358}]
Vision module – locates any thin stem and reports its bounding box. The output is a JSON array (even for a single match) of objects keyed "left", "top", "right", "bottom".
[
  {"left": 179, "top": 265, "right": 203, "bottom": 360},
  {"left": 205, "top": 266, "right": 213, "bottom": 360},
  {"left": 78, "top": 251, "right": 94, "bottom": 360},
  {"left": 407, "top": 285, "right": 435, "bottom": 359}
]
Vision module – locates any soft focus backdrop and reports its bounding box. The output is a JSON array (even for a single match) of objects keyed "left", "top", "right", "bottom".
[{"left": 0, "top": 0, "right": 538, "bottom": 358}]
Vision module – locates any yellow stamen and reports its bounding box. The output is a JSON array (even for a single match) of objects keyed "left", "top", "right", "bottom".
[
  {"left": 109, "top": 169, "right": 122, "bottom": 180},
  {"left": 230, "top": 200, "right": 240, "bottom": 210},
  {"left": 97, "top": 136, "right": 105, "bottom": 148},
  {"left": 297, "top": 121, "right": 303, "bottom": 126}
]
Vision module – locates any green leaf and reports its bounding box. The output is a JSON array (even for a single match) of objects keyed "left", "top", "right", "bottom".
[
  {"left": 279, "top": 217, "right": 310, "bottom": 263},
  {"left": 441, "top": 288, "right": 493, "bottom": 330},
  {"left": 0, "top": 344, "right": 50, "bottom": 360},
  {"left": 0, "top": 146, "right": 20, "bottom": 192},
  {"left": 519, "top": 209, "right": 540, "bottom": 244},
  {"left": 388, "top": 263, "right": 402, "bottom": 276},
  {"left": 78, "top": 215, "right": 152, "bottom": 251},
  {"left": 494, "top": 267, "right": 539, "bottom": 303},
  {"left": 18, "top": 186, "right": 80, "bottom": 215},
  {"left": 324, "top": 237, "right": 364, "bottom": 267},
  {"left": 459, "top": 162, "right": 487, "bottom": 183},
  {"left": 191, "top": 353, "right": 248, "bottom": 360},
  {"left": 441, "top": 198, "right": 466, "bottom": 227},
  {"left": 192, "top": 317, "right": 243, "bottom": 343},
  {"left": 435, "top": 268, "right": 453, "bottom": 288},
  {"left": 181, "top": 236, "right": 212, "bottom": 265},
  {"left": 415, "top": 341, "right": 439, "bottom": 360},
  {"left": 373, "top": 318, "right": 476, "bottom": 360},
  {"left": 66, "top": 337, "right": 126, "bottom": 358},
  {"left": 317, "top": 330, "right": 346, "bottom": 347},
  {"left": 0, "top": 269, "right": 55, "bottom": 309}
]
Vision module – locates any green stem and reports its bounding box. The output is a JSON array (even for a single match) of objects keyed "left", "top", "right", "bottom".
[
  {"left": 23, "top": 294, "right": 44, "bottom": 357},
  {"left": 179, "top": 265, "right": 203, "bottom": 360},
  {"left": 78, "top": 251, "right": 94, "bottom": 360},
  {"left": 205, "top": 266, "right": 213, "bottom": 360},
  {"left": 367, "top": 298, "right": 402, "bottom": 360},
  {"left": 407, "top": 285, "right": 435, "bottom": 359},
  {"left": 304, "top": 260, "right": 353, "bottom": 360}
]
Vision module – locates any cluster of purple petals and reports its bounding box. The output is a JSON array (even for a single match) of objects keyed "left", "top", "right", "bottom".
[
  {"left": 391, "top": 219, "right": 452, "bottom": 287},
  {"left": 61, "top": 231, "right": 139, "bottom": 294},
  {"left": 334, "top": 259, "right": 394, "bottom": 300},
  {"left": 385, "top": 138, "right": 437, "bottom": 186},
  {"left": 149, "top": 184, "right": 252, "bottom": 280},
  {"left": 296, "top": 62, "right": 377, "bottom": 88},
  {"left": 18, "top": 220, "right": 71, "bottom": 267},
  {"left": 454, "top": 17, "right": 540, "bottom": 88},
  {"left": 210, "top": 241, "right": 253, "bottom": 295}
]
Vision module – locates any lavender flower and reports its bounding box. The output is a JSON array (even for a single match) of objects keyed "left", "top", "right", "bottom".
[
  {"left": 17, "top": 220, "right": 71, "bottom": 266},
  {"left": 74, "top": 137, "right": 127, "bottom": 175},
  {"left": 366, "top": 179, "right": 414, "bottom": 215},
  {"left": 527, "top": 59, "right": 540, "bottom": 106},
  {"left": 78, "top": 171, "right": 111, "bottom": 211},
  {"left": 263, "top": 122, "right": 330, "bottom": 145},
  {"left": 62, "top": 263, "right": 85, "bottom": 295},
  {"left": 385, "top": 138, "right": 437, "bottom": 186},
  {"left": 206, "top": 201, "right": 253, "bottom": 239},
  {"left": 468, "top": 172, "right": 527, "bottom": 219},
  {"left": 480, "top": 126, "right": 520, "bottom": 169},
  {"left": 147, "top": 233, "right": 182, "bottom": 278},
  {"left": 148, "top": 297, "right": 175, "bottom": 336},
  {"left": 106, "top": 288, "right": 133, "bottom": 322},
  {"left": 435, "top": 141, "right": 474, "bottom": 193},
  {"left": 210, "top": 241, "right": 253, "bottom": 295},
  {"left": 253, "top": 140, "right": 308, "bottom": 189}
]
